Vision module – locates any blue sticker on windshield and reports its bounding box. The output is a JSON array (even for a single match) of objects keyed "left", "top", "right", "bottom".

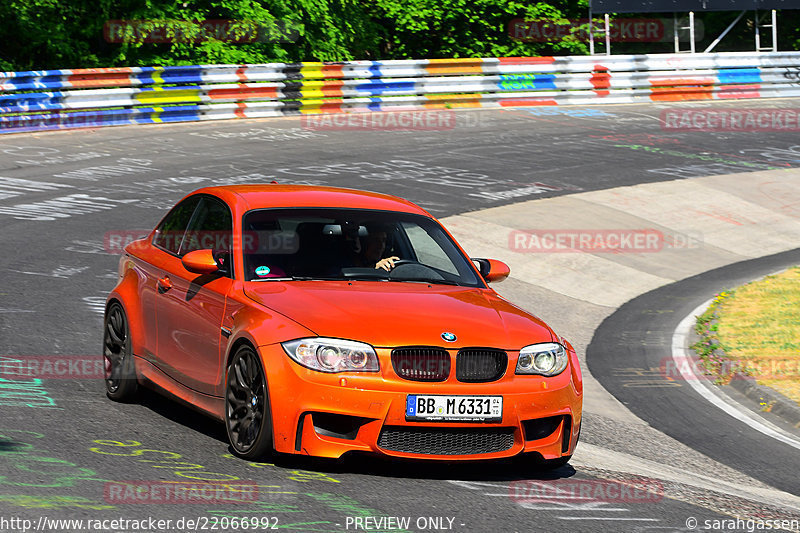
[{"left": 255, "top": 266, "right": 271, "bottom": 277}]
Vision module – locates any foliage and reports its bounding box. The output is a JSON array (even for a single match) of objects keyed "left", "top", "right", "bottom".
[
  {"left": 0, "top": 0, "right": 108, "bottom": 71},
  {"left": 0, "top": 0, "right": 588, "bottom": 70},
  {"left": 0, "top": 1, "right": 798, "bottom": 71},
  {"left": 366, "top": 0, "right": 589, "bottom": 59}
]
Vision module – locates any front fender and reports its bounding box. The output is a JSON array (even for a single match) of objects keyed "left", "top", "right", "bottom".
[
  {"left": 219, "top": 293, "right": 316, "bottom": 391},
  {"left": 106, "top": 254, "right": 148, "bottom": 358}
]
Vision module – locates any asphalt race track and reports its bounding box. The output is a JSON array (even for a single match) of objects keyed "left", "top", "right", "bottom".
[{"left": 1, "top": 99, "right": 800, "bottom": 533}]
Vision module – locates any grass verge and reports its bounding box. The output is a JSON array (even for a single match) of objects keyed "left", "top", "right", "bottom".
[{"left": 692, "top": 266, "right": 800, "bottom": 406}]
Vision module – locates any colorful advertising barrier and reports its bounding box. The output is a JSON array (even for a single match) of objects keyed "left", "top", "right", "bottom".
[{"left": 2, "top": 52, "right": 800, "bottom": 134}]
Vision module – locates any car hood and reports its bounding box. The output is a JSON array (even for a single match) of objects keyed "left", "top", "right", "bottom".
[{"left": 244, "top": 281, "right": 555, "bottom": 349}]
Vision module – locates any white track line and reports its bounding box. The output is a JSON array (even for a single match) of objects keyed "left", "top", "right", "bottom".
[{"left": 672, "top": 299, "right": 800, "bottom": 451}]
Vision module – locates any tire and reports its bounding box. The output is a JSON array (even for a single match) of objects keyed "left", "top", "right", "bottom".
[
  {"left": 225, "top": 345, "right": 274, "bottom": 460},
  {"left": 103, "top": 302, "right": 138, "bottom": 401}
]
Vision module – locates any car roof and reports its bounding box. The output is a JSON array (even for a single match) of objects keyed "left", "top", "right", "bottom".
[{"left": 191, "top": 184, "right": 431, "bottom": 216}]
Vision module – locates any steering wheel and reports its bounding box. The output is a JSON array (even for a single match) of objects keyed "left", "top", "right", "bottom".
[{"left": 387, "top": 259, "right": 446, "bottom": 282}]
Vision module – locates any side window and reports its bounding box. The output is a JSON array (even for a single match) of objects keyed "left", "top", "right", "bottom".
[
  {"left": 403, "top": 222, "right": 458, "bottom": 275},
  {"left": 180, "top": 197, "right": 234, "bottom": 276},
  {"left": 153, "top": 196, "right": 201, "bottom": 255}
]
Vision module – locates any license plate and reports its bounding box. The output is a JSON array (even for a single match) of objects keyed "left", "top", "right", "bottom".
[{"left": 405, "top": 395, "right": 502, "bottom": 422}]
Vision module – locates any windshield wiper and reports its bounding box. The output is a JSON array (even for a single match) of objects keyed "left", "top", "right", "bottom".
[
  {"left": 250, "top": 275, "right": 461, "bottom": 285},
  {"left": 289, "top": 276, "right": 347, "bottom": 281}
]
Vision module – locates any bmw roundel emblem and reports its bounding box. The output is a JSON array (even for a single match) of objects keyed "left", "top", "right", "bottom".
[{"left": 441, "top": 332, "right": 457, "bottom": 342}]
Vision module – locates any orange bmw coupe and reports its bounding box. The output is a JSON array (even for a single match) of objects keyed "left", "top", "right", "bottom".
[{"left": 104, "top": 185, "right": 582, "bottom": 466}]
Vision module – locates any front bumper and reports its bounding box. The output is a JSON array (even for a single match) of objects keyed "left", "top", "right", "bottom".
[{"left": 262, "top": 344, "right": 583, "bottom": 460}]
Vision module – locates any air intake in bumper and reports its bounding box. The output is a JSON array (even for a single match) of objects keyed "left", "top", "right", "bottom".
[{"left": 378, "top": 426, "right": 515, "bottom": 455}]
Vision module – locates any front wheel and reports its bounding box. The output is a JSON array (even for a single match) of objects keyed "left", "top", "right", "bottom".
[
  {"left": 225, "top": 345, "right": 274, "bottom": 460},
  {"left": 103, "top": 302, "right": 138, "bottom": 401}
]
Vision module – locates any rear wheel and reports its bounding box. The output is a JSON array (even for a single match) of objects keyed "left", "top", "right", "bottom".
[
  {"left": 103, "top": 302, "right": 138, "bottom": 401},
  {"left": 225, "top": 345, "right": 273, "bottom": 460}
]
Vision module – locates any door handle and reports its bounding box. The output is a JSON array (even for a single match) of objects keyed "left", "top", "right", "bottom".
[{"left": 157, "top": 276, "right": 172, "bottom": 294}]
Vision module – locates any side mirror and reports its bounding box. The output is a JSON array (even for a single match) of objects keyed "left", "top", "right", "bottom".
[
  {"left": 472, "top": 258, "right": 510, "bottom": 283},
  {"left": 182, "top": 249, "right": 220, "bottom": 275}
]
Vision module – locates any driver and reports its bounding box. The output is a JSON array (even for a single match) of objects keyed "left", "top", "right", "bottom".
[{"left": 353, "top": 224, "right": 400, "bottom": 271}]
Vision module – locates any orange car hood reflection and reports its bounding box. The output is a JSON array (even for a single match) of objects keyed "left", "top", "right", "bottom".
[{"left": 244, "top": 281, "right": 554, "bottom": 348}]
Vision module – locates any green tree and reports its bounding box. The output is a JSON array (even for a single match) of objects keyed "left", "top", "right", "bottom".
[
  {"left": 366, "top": 0, "right": 589, "bottom": 59},
  {"left": 0, "top": 0, "right": 108, "bottom": 71},
  {"left": 1, "top": 1, "right": 797, "bottom": 72}
]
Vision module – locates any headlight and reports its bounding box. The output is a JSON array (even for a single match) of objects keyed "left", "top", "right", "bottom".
[
  {"left": 282, "top": 338, "right": 379, "bottom": 373},
  {"left": 516, "top": 342, "right": 568, "bottom": 376}
]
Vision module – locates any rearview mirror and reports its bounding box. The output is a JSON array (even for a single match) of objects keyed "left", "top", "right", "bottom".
[
  {"left": 182, "top": 249, "right": 220, "bottom": 275},
  {"left": 472, "top": 258, "right": 510, "bottom": 283}
]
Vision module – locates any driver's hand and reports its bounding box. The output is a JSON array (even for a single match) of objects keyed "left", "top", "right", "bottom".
[{"left": 375, "top": 256, "right": 400, "bottom": 271}]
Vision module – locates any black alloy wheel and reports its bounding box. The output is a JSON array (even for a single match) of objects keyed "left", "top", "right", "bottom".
[
  {"left": 225, "top": 345, "right": 273, "bottom": 459},
  {"left": 103, "top": 302, "right": 138, "bottom": 401}
]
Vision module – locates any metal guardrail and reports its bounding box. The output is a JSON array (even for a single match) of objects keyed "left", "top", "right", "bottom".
[{"left": 2, "top": 52, "right": 800, "bottom": 134}]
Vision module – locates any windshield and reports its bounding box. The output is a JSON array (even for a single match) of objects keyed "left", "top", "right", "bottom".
[{"left": 242, "top": 208, "right": 483, "bottom": 287}]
